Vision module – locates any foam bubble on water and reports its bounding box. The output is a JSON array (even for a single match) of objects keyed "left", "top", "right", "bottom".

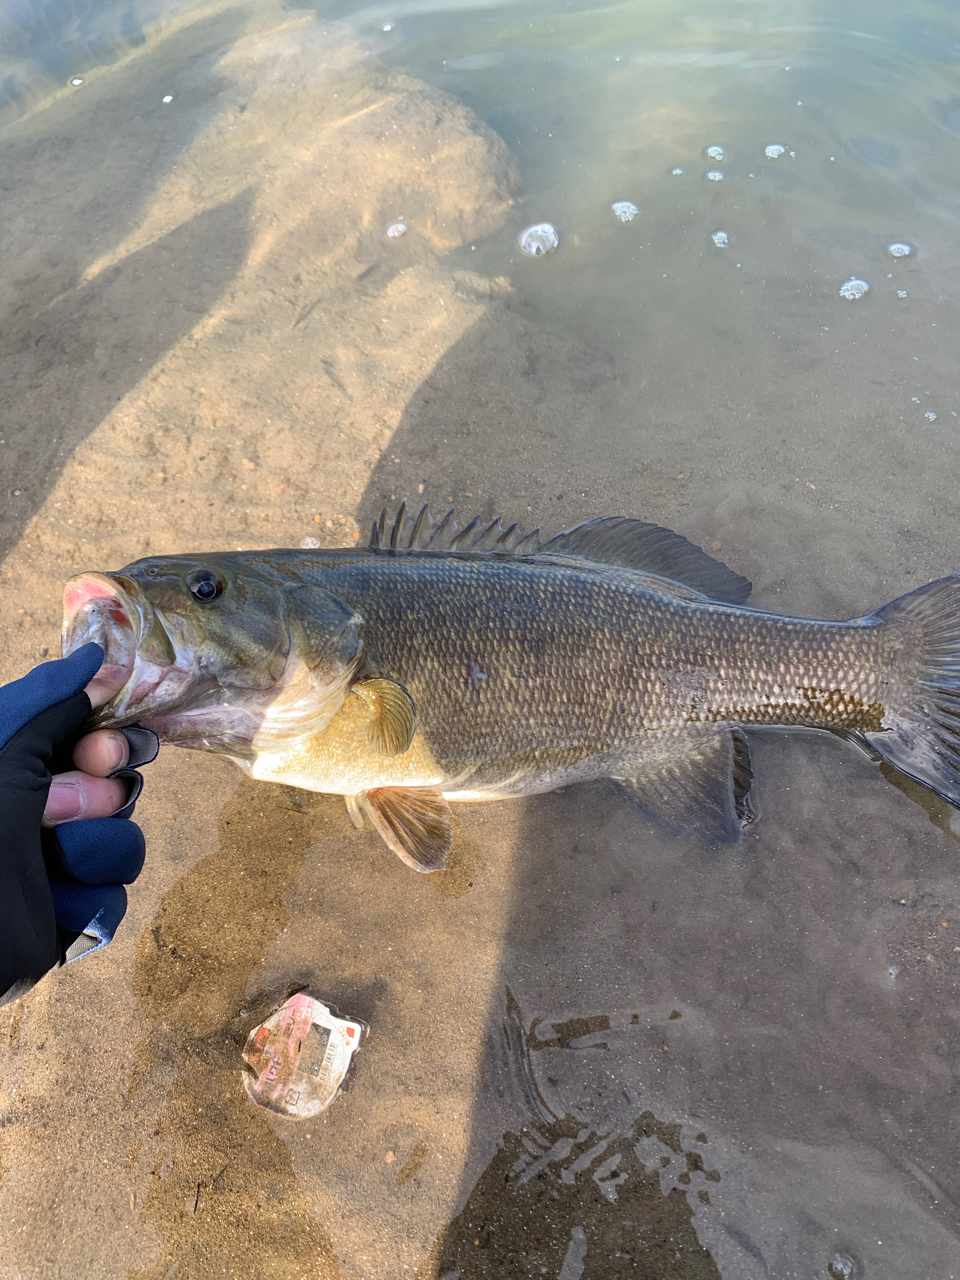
[
  {"left": 611, "top": 201, "right": 639, "bottom": 222},
  {"left": 925, "top": 411, "right": 937, "bottom": 421},
  {"left": 162, "top": 95, "right": 173, "bottom": 104},
  {"left": 827, "top": 1251, "right": 858, "bottom": 1280},
  {"left": 71, "top": 77, "right": 84, "bottom": 86},
  {"left": 382, "top": 22, "right": 393, "bottom": 31},
  {"left": 897, "top": 290, "right": 908, "bottom": 298},
  {"left": 887, "top": 241, "right": 914, "bottom": 258},
  {"left": 912, "top": 397, "right": 920, "bottom": 403},
  {"left": 704, "top": 145, "right": 725, "bottom": 162},
  {"left": 711, "top": 230, "right": 729, "bottom": 248},
  {"left": 705, "top": 170, "right": 724, "bottom": 182},
  {"left": 839, "top": 277, "right": 870, "bottom": 300},
  {"left": 671, "top": 167, "right": 684, "bottom": 175},
  {"left": 518, "top": 223, "right": 559, "bottom": 255},
  {"left": 386, "top": 222, "right": 407, "bottom": 238},
  {"left": 764, "top": 144, "right": 787, "bottom": 159},
  {"left": 300, "top": 536, "right": 321, "bottom": 549}
]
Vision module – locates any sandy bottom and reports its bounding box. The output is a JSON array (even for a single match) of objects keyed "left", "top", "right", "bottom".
[{"left": 2, "top": 2, "right": 960, "bottom": 1277}]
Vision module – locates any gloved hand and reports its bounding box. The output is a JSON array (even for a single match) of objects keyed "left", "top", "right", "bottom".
[{"left": 0, "top": 644, "right": 157, "bottom": 1006}]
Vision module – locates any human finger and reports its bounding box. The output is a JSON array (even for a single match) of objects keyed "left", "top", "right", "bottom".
[
  {"left": 72, "top": 729, "right": 130, "bottom": 777},
  {"left": 42, "top": 771, "right": 129, "bottom": 827},
  {"left": 83, "top": 660, "right": 129, "bottom": 710}
]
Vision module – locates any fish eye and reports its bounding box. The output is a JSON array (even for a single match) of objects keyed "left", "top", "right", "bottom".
[{"left": 188, "top": 570, "right": 224, "bottom": 602}]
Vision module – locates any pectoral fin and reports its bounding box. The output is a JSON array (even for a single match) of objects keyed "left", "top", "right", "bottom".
[
  {"left": 615, "top": 728, "right": 755, "bottom": 846},
  {"left": 352, "top": 678, "right": 417, "bottom": 757},
  {"left": 355, "top": 786, "right": 452, "bottom": 871}
]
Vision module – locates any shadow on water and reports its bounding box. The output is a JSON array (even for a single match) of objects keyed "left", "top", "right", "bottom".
[
  {"left": 1, "top": 194, "right": 253, "bottom": 562},
  {"left": 0, "top": 5, "right": 253, "bottom": 562},
  {"left": 357, "top": 283, "right": 960, "bottom": 1274},
  {"left": 416, "top": 991, "right": 722, "bottom": 1279},
  {"left": 127, "top": 779, "right": 346, "bottom": 1279},
  {"left": 356, "top": 307, "right": 739, "bottom": 1274}
]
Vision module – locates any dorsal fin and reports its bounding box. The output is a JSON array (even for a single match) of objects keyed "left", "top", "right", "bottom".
[
  {"left": 539, "top": 517, "right": 751, "bottom": 604},
  {"left": 370, "top": 504, "right": 541, "bottom": 556},
  {"left": 369, "top": 505, "right": 750, "bottom": 604}
]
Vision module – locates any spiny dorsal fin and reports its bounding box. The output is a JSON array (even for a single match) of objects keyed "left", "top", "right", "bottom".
[
  {"left": 369, "top": 505, "right": 750, "bottom": 604},
  {"left": 370, "top": 504, "right": 541, "bottom": 556},
  {"left": 539, "top": 517, "right": 751, "bottom": 605}
]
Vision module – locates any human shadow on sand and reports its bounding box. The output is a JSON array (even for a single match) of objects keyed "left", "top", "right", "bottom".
[
  {"left": 357, "top": 303, "right": 960, "bottom": 1279},
  {"left": 1, "top": 191, "right": 253, "bottom": 561}
]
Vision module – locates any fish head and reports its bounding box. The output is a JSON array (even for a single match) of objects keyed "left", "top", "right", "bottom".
[{"left": 62, "top": 554, "right": 364, "bottom": 757}]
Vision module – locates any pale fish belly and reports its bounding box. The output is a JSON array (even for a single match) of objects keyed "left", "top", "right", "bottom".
[
  {"left": 250, "top": 696, "right": 632, "bottom": 806},
  {"left": 248, "top": 690, "right": 449, "bottom": 794}
]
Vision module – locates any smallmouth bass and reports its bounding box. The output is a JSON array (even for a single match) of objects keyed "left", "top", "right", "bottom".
[{"left": 62, "top": 505, "right": 960, "bottom": 869}]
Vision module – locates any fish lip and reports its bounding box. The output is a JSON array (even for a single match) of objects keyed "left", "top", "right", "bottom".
[{"left": 62, "top": 572, "right": 162, "bottom": 723}]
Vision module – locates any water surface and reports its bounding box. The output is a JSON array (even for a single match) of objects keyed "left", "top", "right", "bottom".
[{"left": 1, "top": 0, "right": 959, "bottom": 1275}]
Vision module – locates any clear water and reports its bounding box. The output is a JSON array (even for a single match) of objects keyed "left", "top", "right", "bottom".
[{"left": 2, "top": 0, "right": 960, "bottom": 1276}]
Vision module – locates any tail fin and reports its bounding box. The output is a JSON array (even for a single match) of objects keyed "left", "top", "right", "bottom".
[{"left": 865, "top": 574, "right": 960, "bottom": 807}]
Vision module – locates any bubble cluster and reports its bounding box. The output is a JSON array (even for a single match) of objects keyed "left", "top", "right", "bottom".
[
  {"left": 839, "top": 277, "right": 870, "bottom": 301},
  {"left": 711, "top": 230, "right": 729, "bottom": 248},
  {"left": 764, "top": 144, "right": 787, "bottom": 159},
  {"left": 611, "top": 201, "right": 639, "bottom": 222},
  {"left": 386, "top": 222, "right": 407, "bottom": 238},
  {"left": 671, "top": 167, "right": 684, "bottom": 175},
  {"left": 704, "top": 145, "right": 725, "bottom": 162},
  {"left": 887, "top": 241, "right": 914, "bottom": 258},
  {"left": 705, "top": 170, "right": 724, "bottom": 182},
  {"left": 300, "top": 536, "right": 321, "bottom": 549},
  {"left": 897, "top": 290, "right": 908, "bottom": 298},
  {"left": 925, "top": 411, "right": 937, "bottom": 421},
  {"left": 518, "top": 223, "right": 560, "bottom": 255}
]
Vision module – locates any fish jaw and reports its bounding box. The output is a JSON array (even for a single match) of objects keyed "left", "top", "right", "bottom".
[{"left": 62, "top": 572, "right": 199, "bottom": 728}]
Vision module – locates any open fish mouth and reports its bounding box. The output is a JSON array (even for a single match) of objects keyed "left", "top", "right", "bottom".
[
  {"left": 62, "top": 572, "right": 188, "bottom": 725},
  {"left": 62, "top": 573, "right": 139, "bottom": 709}
]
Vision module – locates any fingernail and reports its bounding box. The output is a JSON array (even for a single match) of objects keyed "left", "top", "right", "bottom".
[
  {"left": 104, "top": 731, "right": 129, "bottom": 771},
  {"left": 45, "top": 780, "right": 85, "bottom": 823}
]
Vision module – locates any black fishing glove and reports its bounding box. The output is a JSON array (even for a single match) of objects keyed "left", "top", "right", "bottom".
[{"left": 0, "top": 645, "right": 157, "bottom": 1006}]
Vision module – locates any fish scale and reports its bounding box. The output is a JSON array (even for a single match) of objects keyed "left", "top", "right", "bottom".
[{"left": 311, "top": 555, "right": 891, "bottom": 759}]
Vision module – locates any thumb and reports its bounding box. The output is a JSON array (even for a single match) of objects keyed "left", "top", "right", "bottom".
[
  {"left": 84, "top": 657, "right": 129, "bottom": 710},
  {"left": 0, "top": 645, "right": 104, "bottom": 751}
]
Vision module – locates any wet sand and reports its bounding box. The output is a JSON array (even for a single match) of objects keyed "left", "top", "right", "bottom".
[{"left": 2, "top": 2, "right": 960, "bottom": 1276}]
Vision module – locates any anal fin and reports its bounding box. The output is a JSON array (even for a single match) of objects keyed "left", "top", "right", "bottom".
[
  {"left": 355, "top": 786, "right": 452, "bottom": 871},
  {"left": 615, "top": 728, "right": 756, "bottom": 846}
]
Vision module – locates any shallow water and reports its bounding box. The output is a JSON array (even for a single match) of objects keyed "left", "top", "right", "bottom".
[{"left": 1, "top": 0, "right": 959, "bottom": 1276}]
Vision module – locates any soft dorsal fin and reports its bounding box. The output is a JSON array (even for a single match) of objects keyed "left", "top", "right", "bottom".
[
  {"left": 369, "top": 504, "right": 751, "bottom": 605},
  {"left": 539, "top": 517, "right": 751, "bottom": 605}
]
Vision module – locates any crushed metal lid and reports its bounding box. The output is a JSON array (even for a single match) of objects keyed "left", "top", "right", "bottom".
[{"left": 241, "top": 992, "right": 366, "bottom": 1119}]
